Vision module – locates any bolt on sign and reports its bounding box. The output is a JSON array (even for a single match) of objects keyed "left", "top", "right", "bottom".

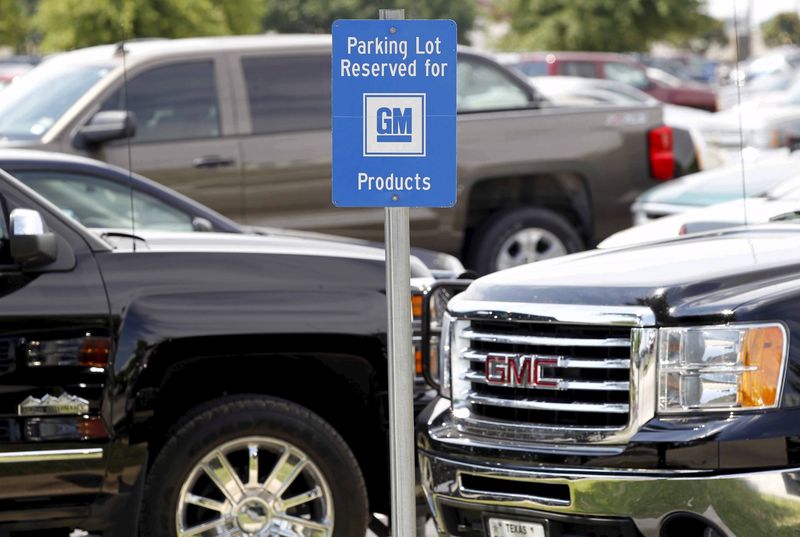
[{"left": 331, "top": 19, "right": 457, "bottom": 208}]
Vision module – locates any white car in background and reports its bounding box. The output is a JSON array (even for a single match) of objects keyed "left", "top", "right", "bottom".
[
  {"left": 528, "top": 75, "right": 725, "bottom": 170},
  {"left": 702, "top": 74, "right": 800, "bottom": 157},
  {"left": 600, "top": 174, "right": 800, "bottom": 248}
]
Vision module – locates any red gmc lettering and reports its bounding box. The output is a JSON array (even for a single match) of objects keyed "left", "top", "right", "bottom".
[
  {"left": 509, "top": 358, "right": 532, "bottom": 386},
  {"left": 485, "top": 356, "right": 560, "bottom": 389}
]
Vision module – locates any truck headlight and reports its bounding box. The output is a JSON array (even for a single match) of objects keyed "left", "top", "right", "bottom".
[{"left": 658, "top": 324, "right": 787, "bottom": 413}]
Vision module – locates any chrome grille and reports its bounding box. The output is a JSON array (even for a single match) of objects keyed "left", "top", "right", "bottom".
[{"left": 456, "top": 320, "right": 632, "bottom": 429}]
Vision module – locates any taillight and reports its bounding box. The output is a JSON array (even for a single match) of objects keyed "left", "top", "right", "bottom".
[{"left": 649, "top": 125, "right": 675, "bottom": 181}]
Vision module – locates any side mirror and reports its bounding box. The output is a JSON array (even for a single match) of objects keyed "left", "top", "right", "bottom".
[
  {"left": 192, "top": 217, "right": 214, "bottom": 232},
  {"left": 9, "top": 209, "right": 58, "bottom": 268},
  {"left": 74, "top": 110, "right": 137, "bottom": 148}
]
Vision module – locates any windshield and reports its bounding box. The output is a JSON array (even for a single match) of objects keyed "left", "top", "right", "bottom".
[{"left": 0, "top": 61, "right": 112, "bottom": 141}]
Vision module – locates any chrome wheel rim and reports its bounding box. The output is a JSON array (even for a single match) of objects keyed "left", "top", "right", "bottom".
[
  {"left": 176, "top": 436, "right": 334, "bottom": 537},
  {"left": 495, "top": 228, "right": 568, "bottom": 271}
]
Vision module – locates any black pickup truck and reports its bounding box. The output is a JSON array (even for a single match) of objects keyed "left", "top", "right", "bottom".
[
  {"left": 419, "top": 225, "right": 800, "bottom": 537},
  {"left": 0, "top": 168, "right": 437, "bottom": 537}
]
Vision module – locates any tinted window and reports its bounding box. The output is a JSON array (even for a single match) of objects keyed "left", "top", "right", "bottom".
[
  {"left": 101, "top": 61, "right": 220, "bottom": 143},
  {"left": 241, "top": 55, "right": 331, "bottom": 134},
  {"left": 458, "top": 57, "right": 530, "bottom": 112},
  {"left": 560, "top": 62, "right": 599, "bottom": 78},
  {"left": 12, "top": 170, "right": 194, "bottom": 231},
  {"left": 512, "top": 61, "right": 547, "bottom": 77},
  {"left": 604, "top": 62, "right": 649, "bottom": 89}
]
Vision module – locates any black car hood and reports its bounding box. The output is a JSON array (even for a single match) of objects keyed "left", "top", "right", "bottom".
[{"left": 460, "top": 225, "right": 800, "bottom": 324}]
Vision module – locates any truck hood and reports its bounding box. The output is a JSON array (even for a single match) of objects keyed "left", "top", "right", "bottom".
[
  {"left": 458, "top": 225, "right": 800, "bottom": 323},
  {"left": 96, "top": 229, "right": 433, "bottom": 277}
]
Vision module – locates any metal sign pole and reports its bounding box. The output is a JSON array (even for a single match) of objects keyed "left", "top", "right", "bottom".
[
  {"left": 380, "top": 10, "right": 416, "bottom": 537},
  {"left": 332, "top": 10, "right": 454, "bottom": 531}
]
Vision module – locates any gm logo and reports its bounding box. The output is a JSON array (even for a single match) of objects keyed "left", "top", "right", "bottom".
[{"left": 363, "top": 93, "right": 425, "bottom": 157}]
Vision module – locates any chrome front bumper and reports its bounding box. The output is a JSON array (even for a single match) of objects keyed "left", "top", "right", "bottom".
[{"left": 420, "top": 450, "right": 800, "bottom": 536}]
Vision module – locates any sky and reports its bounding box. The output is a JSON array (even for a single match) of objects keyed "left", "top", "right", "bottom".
[{"left": 708, "top": 0, "right": 800, "bottom": 24}]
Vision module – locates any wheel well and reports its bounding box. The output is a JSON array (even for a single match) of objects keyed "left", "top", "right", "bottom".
[
  {"left": 133, "top": 334, "right": 390, "bottom": 514},
  {"left": 463, "top": 173, "right": 592, "bottom": 257}
]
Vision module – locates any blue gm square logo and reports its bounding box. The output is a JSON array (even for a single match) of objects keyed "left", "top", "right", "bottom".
[{"left": 363, "top": 93, "right": 425, "bottom": 157}]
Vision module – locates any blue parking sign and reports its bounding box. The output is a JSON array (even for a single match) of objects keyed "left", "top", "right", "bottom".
[{"left": 332, "top": 19, "right": 457, "bottom": 207}]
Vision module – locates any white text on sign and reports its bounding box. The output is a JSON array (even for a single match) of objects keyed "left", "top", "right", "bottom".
[{"left": 341, "top": 36, "right": 449, "bottom": 78}]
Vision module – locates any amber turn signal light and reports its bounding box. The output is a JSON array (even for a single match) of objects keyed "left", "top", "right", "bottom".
[
  {"left": 740, "top": 326, "right": 785, "bottom": 408},
  {"left": 79, "top": 337, "right": 111, "bottom": 368}
]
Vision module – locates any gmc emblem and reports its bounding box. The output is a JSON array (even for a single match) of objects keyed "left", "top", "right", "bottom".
[{"left": 485, "top": 355, "right": 561, "bottom": 389}]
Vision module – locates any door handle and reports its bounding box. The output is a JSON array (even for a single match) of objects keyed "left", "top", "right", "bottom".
[{"left": 192, "top": 156, "right": 236, "bottom": 168}]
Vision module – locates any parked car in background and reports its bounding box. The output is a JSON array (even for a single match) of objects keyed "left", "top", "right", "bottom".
[
  {"left": 717, "top": 69, "right": 800, "bottom": 110},
  {"left": 0, "top": 35, "right": 672, "bottom": 274},
  {"left": 637, "top": 52, "right": 720, "bottom": 85},
  {"left": 703, "top": 75, "right": 800, "bottom": 155},
  {"left": 0, "top": 64, "right": 31, "bottom": 91},
  {"left": 0, "top": 56, "right": 39, "bottom": 91},
  {"left": 729, "top": 45, "right": 800, "bottom": 86},
  {"left": 601, "top": 174, "right": 800, "bottom": 248},
  {"left": 529, "top": 75, "right": 724, "bottom": 172},
  {"left": 0, "top": 148, "right": 241, "bottom": 233},
  {"left": 630, "top": 154, "right": 800, "bottom": 224},
  {"left": 0, "top": 149, "right": 464, "bottom": 276},
  {"left": 503, "top": 51, "right": 718, "bottom": 111}
]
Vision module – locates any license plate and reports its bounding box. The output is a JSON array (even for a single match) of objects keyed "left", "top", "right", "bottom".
[{"left": 487, "top": 517, "right": 546, "bottom": 537}]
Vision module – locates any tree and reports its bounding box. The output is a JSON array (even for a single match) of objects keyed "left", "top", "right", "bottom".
[
  {"left": 262, "top": 0, "right": 476, "bottom": 43},
  {"left": 34, "top": 0, "right": 266, "bottom": 52},
  {"left": 671, "top": 14, "right": 729, "bottom": 55},
  {"left": 497, "top": 0, "right": 722, "bottom": 52},
  {"left": 0, "top": 0, "right": 28, "bottom": 51},
  {"left": 761, "top": 12, "right": 800, "bottom": 48}
]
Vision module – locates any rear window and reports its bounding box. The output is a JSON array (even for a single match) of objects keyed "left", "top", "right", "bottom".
[
  {"left": 458, "top": 57, "right": 530, "bottom": 112},
  {"left": 560, "top": 62, "right": 599, "bottom": 78},
  {"left": 511, "top": 61, "right": 548, "bottom": 77},
  {"left": 241, "top": 55, "right": 331, "bottom": 135}
]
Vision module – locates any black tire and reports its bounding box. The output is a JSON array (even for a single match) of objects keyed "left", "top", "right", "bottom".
[
  {"left": 467, "top": 207, "right": 584, "bottom": 275},
  {"left": 140, "top": 395, "right": 368, "bottom": 537}
]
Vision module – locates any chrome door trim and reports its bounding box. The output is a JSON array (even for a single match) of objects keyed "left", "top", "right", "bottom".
[{"left": 0, "top": 448, "right": 103, "bottom": 463}]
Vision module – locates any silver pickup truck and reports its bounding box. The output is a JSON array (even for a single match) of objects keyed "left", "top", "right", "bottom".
[{"left": 0, "top": 35, "right": 672, "bottom": 273}]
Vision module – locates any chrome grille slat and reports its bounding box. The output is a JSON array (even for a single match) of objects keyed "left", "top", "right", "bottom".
[
  {"left": 467, "top": 393, "right": 630, "bottom": 414},
  {"left": 463, "top": 371, "right": 630, "bottom": 391},
  {"left": 461, "top": 350, "right": 630, "bottom": 370},
  {"left": 461, "top": 329, "right": 630, "bottom": 348}
]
